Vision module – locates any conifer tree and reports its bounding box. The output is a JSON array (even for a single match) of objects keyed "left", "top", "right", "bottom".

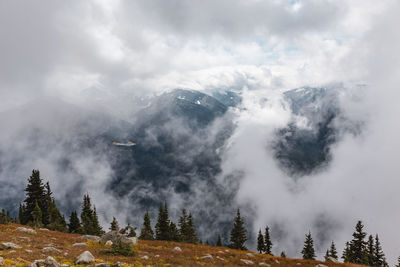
[
  {"left": 31, "top": 200, "right": 43, "bottom": 228},
  {"left": 301, "top": 231, "right": 316, "bottom": 260},
  {"left": 139, "top": 211, "right": 154, "bottom": 240},
  {"left": 349, "top": 220, "right": 367, "bottom": 264},
  {"left": 168, "top": 221, "right": 180, "bottom": 241},
  {"left": 395, "top": 256, "right": 400, "bottom": 267},
  {"left": 68, "top": 211, "right": 81, "bottom": 233},
  {"left": 46, "top": 198, "right": 67, "bottom": 232},
  {"left": 257, "top": 229, "right": 265, "bottom": 253},
  {"left": 18, "top": 203, "right": 26, "bottom": 224},
  {"left": 155, "top": 202, "right": 170, "bottom": 240},
  {"left": 229, "top": 209, "right": 247, "bottom": 250},
  {"left": 329, "top": 241, "right": 338, "bottom": 260},
  {"left": 0, "top": 209, "right": 11, "bottom": 224},
  {"left": 92, "top": 207, "right": 104, "bottom": 235},
  {"left": 342, "top": 241, "right": 350, "bottom": 262},
  {"left": 324, "top": 250, "right": 330, "bottom": 261},
  {"left": 80, "top": 194, "right": 104, "bottom": 235},
  {"left": 373, "top": 234, "right": 388, "bottom": 267},
  {"left": 280, "top": 251, "right": 286, "bottom": 258},
  {"left": 206, "top": 240, "right": 210, "bottom": 245},
  {"left": 178, "top": 209, "right": 188, "bottom": 242},
  {"left": 23, "top": 170, "right": 46, "bottom": 225},
  {"left": 126, "top": 223, "right": 136, "bottom": 237},
  {"left": 366, "top": 235, "right": 375, "bottom": 266},
  {"left": 216, "top": 234, "right": 222, "bottom": 246},
  {"left": 264, "top": 226, "right": 273, "bottom": 254},
  {"left": 186, "top": 213, "right": 197, "bottom": 243},
  {"left": 110, "top": 217, "right": 119, "bottom": 231}
]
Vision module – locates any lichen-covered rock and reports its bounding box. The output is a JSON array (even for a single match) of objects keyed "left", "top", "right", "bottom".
[
  {"left": 16, "top": 227, "right": 37, "bottom": 234},
  {"left": 95, "top": 263, "right": 110, "bottom": 267},
  {"left": 72, "top": 243, "right": 88, "bottom": 247},
  {"left": 76, "top": 251, "right": 95, "bottom": 264},
  {"left": 240, "top": 259, "right": 254, "bottom": 265},
  {"left": 201, "top": 254, "right": 213, "bottom": 260},
  {"left": 105, "top": 240, "right": 113, "bottom": 247},
  {"left": 173, "top": 246, "right": 182, "bottom": 252},
  {"left": 1, "top": 242, "right": 21, "bottom": 249},
  {"left": 42, "top": 247, "right": 61, "bottom": 254},
  {"left": 0, "top": 257, "right": 4, "bottom": 266},
  {"left": 45, "top": 256, "right": 60, "bottom": 267},
  {"left": 100, "top": 231, "right": 137, "bottom": 245},
  {"left": 80, "top": 235, "right": 100, "bottom": 242}
]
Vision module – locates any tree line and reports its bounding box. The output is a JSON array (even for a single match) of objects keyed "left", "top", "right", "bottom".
[{"left": 1, "top": 170, "right": 399, "bottom": 267}]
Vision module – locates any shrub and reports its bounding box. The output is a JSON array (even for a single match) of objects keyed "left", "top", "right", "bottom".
[{"left": 100, "top": 240, "right": 135, "bottom": 256}]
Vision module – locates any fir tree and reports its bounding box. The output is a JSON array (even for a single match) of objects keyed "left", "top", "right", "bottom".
[
  {"left": 46, "top": 198, "right": 67, "bottom": 232},
  {"left": 206, "top": 240, "right": 210, "bottom": 245},
  {"left": 257, "top": 229, "right": 265, "bottom": 253},
  {"left": 301, "top": 231, "right": 316, "bottom": 260},
  {"left": 374, "top": 234, "right": 388, "bottom": 267},
  {"left": 23, "top": 170, "right": 46, "bottom": 225},
  {"left": 80, "top": 194, "right": 104, "bottom": 235},
  {"left": 216, "top": 234, "right": 222, "bottom": 246},
  {"left": 0, "top": 209, "right": 11, "bottom": 224},
  {"left": 18, "top": 203, "right": 26, "bottom": 225},
  {"left": 264, "top": 226, "right": 273, "bottom": 255},
  {"left": 349, "top": 220, "right": 367, "bottom": 264},
  {"left": 329, "top": 241, "right": 338, "bottom": 260},
  {"left": 68, "top": 211, "right": 81, "bottom": 233},
  {"left": 126, "top": 224, "right": 136, "bottom": 237},
  {"left": 342, "top": 241, "right": 350, "bottom": 262},
  {"left": 110, "top": 217, "right": 119, "bottom": 231},
  {"left": 155, "top": 202, "right": 170, "bottom": 240},
  {"left": 178, "top": 209, "right": 188, "bottom": 242},
  {"left": 280, "top": 251, "right": 286, "bottom": 258},
  {"left": 139, "top": 211, "right": 154, "bottom": 240},
  {"left": 92, "top": 206, "right": 104, "bottom": 235},
  {"left": 186, "top": 213, "right": 197, "bottom": 243},
  {"left": 395, "top": 256, "right": 400, "bottom": 267},
  {"left": 324, "top": 250, "right": 330, "bottom": 261},
  {"left": 31, "top": 200, "right": 43, "bottom": 228},
  {"left": 366, "top": 235, "right": 375, "bottom": 266},
  {"left": 168, "top": 221, "right": 180, "bottom": 241},
  {"left": 229, "top": 209, "right": 247, "bottom": 250}
]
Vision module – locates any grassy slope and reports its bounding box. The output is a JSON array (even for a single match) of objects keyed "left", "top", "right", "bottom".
[{"left": 0, "top": 224, "right": 367, "bottom": 267}]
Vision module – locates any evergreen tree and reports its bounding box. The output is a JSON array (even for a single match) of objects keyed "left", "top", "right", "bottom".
[
  {"left": 31, "top": 200, "right": 43, "bottom": 228},
  {"left": 155, "top": 202, "right": 170, "bottom": 240},
  {"left": 168, "top": 221, "right": 180, "bottom": 241},
  {"left": 110, "top": 217, "right": 119, "bottom": 231},
  {"left": 91, "top": 206, "right": 104, "bottom": 235},
  {"left": 186, "top": 213, "right": 197, "bottom": 243},
  {"left": 23, "top": 170, "right": 46, "bottom": 225},
  {"left": 329, "top": 241, "right": 338, "bottom": 260},
  {"left": 348, "top": 220, "right": 367, "bottom": 264},
  {"left": 68, "top": 211, "right": 81, "bottom": 233},
  {"left": 139, "top": 211, "right": 154, "bottom": 240},
  {"left": 206, "top": 240, "right": 210, "bottom": 245},
  {"left": 126, "top": 224, "right": 136, "bottom": 237},
  {"left": 342, "top": 241, "right": 351, "bottom": 262},
  {"left": 395, "top": 256, "right": 400, "bottom": 267},
  {"left": 229, "top": 209, "right": 247, "bottom": 250},
  {"left": 264, "top": 226, "right": 273, "bottom": 255},
  {"left": 18, "top": 203, "right": 26, "bottom": 225},
  {"left": 257, "top": 229, "right": 265, "bottom": 253},
  {"left": 324, "top": 250, "right": 330, "bottom": 261},
  {"left": 280, "top": 251, "right": 286, "bottom": 258},
  {"left": 216, "top": 234, "right": 222, "bottom": 246},
  {"left": 46, "top": 198, "right": 67, "bottom": 232},
  {"left": 0, "top": 209, "right": 11, "bottom": 224},
  {"left": 80, "top": 194, "right": 104, "bottom": 235},
  {"left": 178, "top": 209, "right": 188, "bottom": 242},
  {"left": 366, "top": 235, "right": 375, "bottom": 266},
  {"left": 373, "top": 234, "right": 388, "bottom": 267},
  {"left": 301, "top": 231, "right": 316, "bottom": 260}
]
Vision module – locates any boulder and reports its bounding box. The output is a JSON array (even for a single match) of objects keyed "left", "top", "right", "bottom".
[
  {"left": 105, "top": 240, "right": 113, "bottom": 247},
  {"left": 44, "top": 256, "right": 60, "bottom": 267},
  {"left": 42, "top": 247, "right": 61, "bottom": 254},
  {"left": 28, "top": 263, "right": 37, "bottom": 267},
  {"left": 316, "top": 265, "right": 328, "bottom": 267},
  {"left": 201, "top": 254, "right": 213, "bottom": 260},
  {"left": 100, "top": 231, "right": 137, "bottom": 245},
  {"left": 72, "top": 243, "right": 88, "bottom": 247},
  {"left": 327, "top": 257, "right": 339, "bottom": 263},
  {"left": 76, "top": 251, "right": 95, "bottom": 264},
  {"left": 216, "top": 256, "right": 225, "bottom": 261},
  {"left": 39, "top": 228, "right": 50, "bottom": 231},
  {"left": 25, "top": 249, "right": 33, "bottom": 253},
  {"left": 95, "top": 264, "right": 110, "bottom": 267},
  {"left": 16, "top": 227, "right": 37, "bottom": 234},
  {"left": 80, "top": 235, "right": 100, "bottom": 242},
  {"left": 1, "top": 242, "right": 21, "bottom": 249},
  {"left": 60, "top": 265, "right": 69, "bottom": 267},
  {"left": 173, "top": 246, "right": 182, "bottom": 252},
  {"left": 0, "top": 257, "right": 4, "bottom": 265},
  {"left": 141, "top": 255, "right": 149, "bottom": 260},
  {"left": 259, "top": 263, "right": 271, "bottom": 267},
  {"left": 246, "top": 253, "right": 255, "bottom": 257},
  {"left": 240, "top": 259, "right": 254, "bottom": 265}
]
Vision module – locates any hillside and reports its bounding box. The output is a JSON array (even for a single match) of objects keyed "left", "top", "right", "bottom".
[{"left": 0, "top": 224, "right": 366, "bottom": 267}]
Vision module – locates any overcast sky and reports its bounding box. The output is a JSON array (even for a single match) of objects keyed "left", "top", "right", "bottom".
[{"left": 1, "top": 0, "right": 400, "bottom": 264}]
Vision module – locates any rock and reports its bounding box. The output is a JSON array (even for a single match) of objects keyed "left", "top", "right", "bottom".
[
  {"left": 225, "top": 249, "right": 230, "bottom": 253},
  {"left": 80, "top": 235, "right": 101, "bottom": 242},
  {"left": 327, "top": 257, "right": 339, "bottom": 263},
  {"left": 113, "top": 262, "right": 122, "bottom": 267},
  {"left": 28, "top": 263, "right": 37, "bottom": 267},
  {"left": 39, "top": 228, "right": 50, "bottom": 231},
  {"left": 154, "top": 255, "right": 160, "bottom": 258},
  {"left": 240, "top": 259, "right": 254, "bottom": 265},
  {"left": 18, "top": 237, "right": 31, "bottom": 241},
  {"left": 216, "top": 256, "right": 225, "bottom": 261},
  {"left": 42, "top": 247, "right": 61, "bottom": 254},
  {"left": 45, "top": 256, "right": 60, "bottom": 267},
  {"left": 76, "top": 251, "right": 95, "bottom": 264},
  {"left": 259, "top": 263, "right": 271, "bottom": 267},
  {"left": 316, "top": 265, "right": 328, "bottom": 267},
  {"left": 72, "top": 243, "right": 88, "bottom": 247},
  {"left": 7, "top": 250, "right": 16, "bottom": 254},
  {"left": 1, "top": 242, "right": 21, "bottom": 249},
  {"left": 246, "top": 253, "right": 255, "bottom": 257},
  {"left": 95, "top": 264, "right": 110, "bottom": 267},
  {"left": 105, "top": 240, "right": 113, "bottom": 247},
  {"left": 296, "top": 263, "right": 301, "bottom": 265},
  {"left": 25, "top": 249, "right": 33, "bottom": 253},
  {"left": 218, "top": 251, "right": 225, "bottom": 254},
  {"left": 141, "top": 255, "right": 149, "bottom": 260},
  {"left": 0, "top": 257, "right": 4, "bottom": 265},
  {"left": 16, "top": 227, "right": 37, "bottom": 234},
  {"left": 173, "top": 246, "right": 182, "bottom": 252},
  {"left": 275, "top": 259, "right": 280, "bottom": 264},
  {"left": 60, "top": 265, "right": 69, "bottom": 267},
  {"left": 100, "top": 231, "right": 137, "bottom": 245},
  {"left": 201, "top": 254, "right": 213, "bottom": 260}
]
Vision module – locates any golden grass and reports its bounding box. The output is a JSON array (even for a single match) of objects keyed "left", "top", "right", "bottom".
[{"left": 0, "top": 223, "right": 369, "bottom": 267}]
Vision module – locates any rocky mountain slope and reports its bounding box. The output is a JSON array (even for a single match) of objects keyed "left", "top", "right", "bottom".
[{"left": 0, "top": 224, "right": 366, "bottom": 267}]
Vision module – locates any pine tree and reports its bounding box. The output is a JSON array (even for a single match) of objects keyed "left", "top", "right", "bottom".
[
  {"left": 229, "top": 209, "right": 247, "bottom": 250},
  {"left": 139, "top": 211, "right": 154, "bottom": 240},
  {"left": 186, "top": 213, "right": 197, "bottom": 243},
  {"left": 23, "top": 170, "right": 46, "bottom": 225},
  {"left": 280, "top": 251, "right": 286, "bottom": 258},
  {"left": 46, "top": 198, "right": 67, "bottom": 232},
  {"left": 80, "top": 194, "right": 104, "bottom": 235},
  {"left": 349, "top": 220, "right": 367, "bottom": 264},
  {"left": 0, "top": 209, "right": 10, "bottom": 224},
  {"left": 373, "top": 234, "right": 388, "bottom": 267},
  {"left": 301, "top": 231, "right": 316, "bottom": 260},
  {"left": 257, "top": 229, "right": 265, "bottom": 253},
  {"left": 329, "top": 241, "right": 338, "bottom": 260},
  {"left": 92, "top": 206, "right": 104, "bottom": 235},
  {"left": 395, "top": 256, "right": 400, "bottom": 267},
  {"left": 18, "top": 203, "right": 26, "bottom": 224},
  {"left": 178, "top": 209, "right": 188, "bottom": 242},
  {"left": 342, "top": 241, "right": 350, "bottom": 262},
  {"left": 366, "top": 235, "right": 375, "bottom": 266},
  {"left": 68, "top": 211, "right": 81, "bottom": 233},
  {"left": 155, "top": 202, "right": 170, "bottom": 240},
  {"left": 110, "top": 217, "right": 119, "bottom": 231},
  {"left": 264, "top": 226, "right": 273, "bottom": 255},
  {"left": 324, "top": 250, "right": 330, "bottom": 261},
  {"left": 126, "top": 224, "right": 136, "bottom": 237},
  {"left": 31, "top": 200, "right": 43, "bottom": 228},
  {"left": 216, "top": 234, "right": 222, "bottom": 246},
  {"left": 168, "top": 221, "right": 180, "bottom": 241}
]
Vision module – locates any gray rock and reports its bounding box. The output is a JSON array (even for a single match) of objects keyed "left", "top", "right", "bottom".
[
  {"left": 1, "top": 242, "right": 21, "bottom": 249},
  {"left": 95, "top": 264, "right": 110, "bottom": 267},
  {"left": 275, "top": 259, "right": 280, "bottom": 264},
  {"left": 42, "top": 247, "right": 61, "bottom": 254},
  {"left": 72, "top": 243, "right": 88, "bottom": 247},
  {"left": 173, "top": 246, "right": 182, "bottom": 252},
  {"left": 201, "top": 254, "right": 213, "bottom": 260},
  {"left": 259, "top": 263, "right": 271, "bottom": 267},
  {"left": 39, "top": 228, "right": 50, "bottom": 231},
  {"left": 100, "top": 231, "right": 137, "bottom": 245},
  {"left": 28, "top": 263, "right": 37, "bottom": 267},
  {"left": 0, "top": 257, "right": 4, "bottom": 265},
  {"left": 240, "top": 259, "right": 254, "bottom": 265},
  {"left": 76, "top": 251, "right": 95, "bottom": 264},
  {"left": 216, "top": 256, "right": 225, "bottom": 261},
  {"left": 25, "top": 249, "right": 33, "bottom": 253},
  {"left": 246, "top": 253, "right": 255, "bottom": 257},
  {"left": 16, "top": 227, "right": 37, "bottom": 234},
  {"left": 60, "top": 265, "right": 69, "bottom": 267},
  {"left": 105, "top": 240, "right": 113, "bottom": 247},
  {"left": 45, "top": 256, "right": 60, "bottom": 267},
  {"left": 316, "top": 264, "right": 328, "bottom": 267},
  {"left": 326, "top": 256, "right": 339, "bottom": 263},
  {"left": 80, "top": 235, "right": 101, "bottom": 242},
  {"left": 141, "top": 255, "right": 149, "bottom": 260},
  {"left": 154, "top": 255, "right": 160, "bottom": 258}
]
